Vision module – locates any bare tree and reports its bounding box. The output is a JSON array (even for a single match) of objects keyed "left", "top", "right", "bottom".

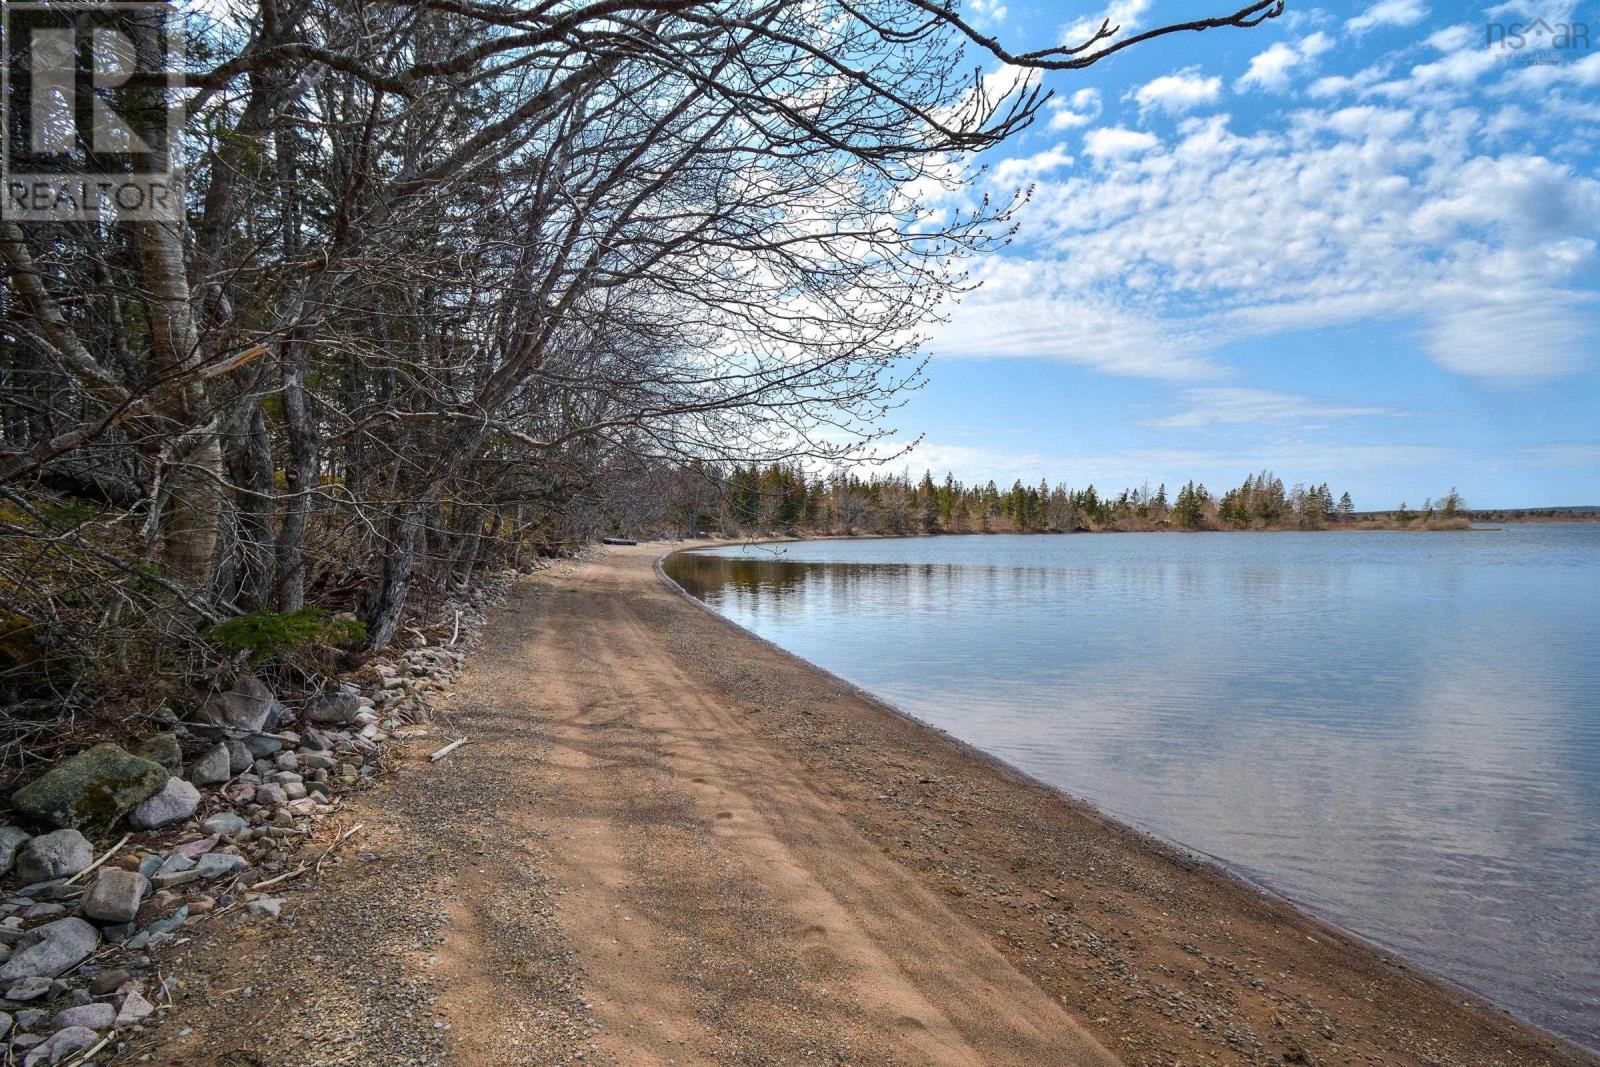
[{"left": 0, "top": 0, "right": 1281, "bottom": 727}]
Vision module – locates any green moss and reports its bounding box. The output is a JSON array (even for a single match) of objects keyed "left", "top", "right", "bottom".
[
  {"left": 11, "top": 744, "right": 169, "bottom": 831},
  {"left": 205, "top": 607, "right": 366, "bottom": 667}
]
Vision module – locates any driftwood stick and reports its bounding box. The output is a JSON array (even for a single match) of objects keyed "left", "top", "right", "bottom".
[
  {"left": 64, "top": 832, "right": 130, "bottom": 887},
  {"left": 429, "top": 737, "right": 467, "bottom": 762}
]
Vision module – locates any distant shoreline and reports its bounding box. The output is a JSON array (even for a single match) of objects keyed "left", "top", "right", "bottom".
[{"left": 682, "top": 513, "right": 1599, "bottom": 541}]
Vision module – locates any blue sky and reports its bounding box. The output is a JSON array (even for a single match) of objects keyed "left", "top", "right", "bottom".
[{"left": 892, "top": 0, "right": 1599, "bottom": 509}]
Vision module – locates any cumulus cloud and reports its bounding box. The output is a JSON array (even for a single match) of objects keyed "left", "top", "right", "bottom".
[
  {"left": 1347, "top": 0, "right": 1429, "bottom": 35},
  {"left": 973, "top": 90, "right": 1600, "bottom": 381},
  {"left": 1048, "top": 88, "right": 1102, "bottom": 130},
  {"left": 992, "top": 144, "right": 1074, "bottom": 184},
  {"left": 1236, "top": 32, "right": 1335, "bottom": 93},
  {"left": 1132, "top": 68, "right": 1223, "bottom": 115},
  {"left": 1083, "top": 126, "right": 1159, "bottom": 160},
  {"left": 941, "top": 4, "right": 1600, "bottom": 386}
]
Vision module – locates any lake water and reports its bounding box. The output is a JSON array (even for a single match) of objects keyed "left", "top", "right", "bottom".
[{"left": 666, "top": 526, "right": 1600, "bottom": 1049}]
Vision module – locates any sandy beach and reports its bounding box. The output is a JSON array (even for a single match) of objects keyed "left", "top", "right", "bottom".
[{"left": 149, "top": 542, "right": 1597, "bottom": 1065}]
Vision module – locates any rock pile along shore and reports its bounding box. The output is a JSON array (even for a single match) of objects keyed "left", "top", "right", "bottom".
[{"left": 0, "top": 577, "right": 509, "bottom": 1065}]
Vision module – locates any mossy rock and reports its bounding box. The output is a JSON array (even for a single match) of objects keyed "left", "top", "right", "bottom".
[
  {"left": 10, "top": 744, "right": 169, "bottom": 832},
  {"left": 128, "top": 733, "right": 183, "bottom": 775}
]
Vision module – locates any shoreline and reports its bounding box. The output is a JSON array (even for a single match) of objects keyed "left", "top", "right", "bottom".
[
  {"left": 656, "top": 546, "right": 1418, "bottom": 959},
  {"left": 659, "top": 539, "right": 1597, "bottom": 1063},
  {"left": 147, "top": 542, "right": 1597, "bottom": 1065}
]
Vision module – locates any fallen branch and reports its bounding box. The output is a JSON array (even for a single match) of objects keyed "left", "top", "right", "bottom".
[
  {"left": 64, "top": 832, "right": 130, "bottom": 887},
  {"left": 249, "top": 822, "right": 365, "bottom": 891},
  {"left": 429, "top": 737, "right": 467, "bottom": 762},
  {"left": 63, "top": 1033, "right": 111, "bottom": 1067}
]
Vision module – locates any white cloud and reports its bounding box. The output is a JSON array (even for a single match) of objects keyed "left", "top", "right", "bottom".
[
  {"left": 1347, "top": 0, "right": 1429, "bottom": 35},
  {"left": 1148, "top": 388, "right": 1403, "bottom": 428},
  {"left": 942, "top": 7, "right": 1600, "bottom": 388},
  {"left": 1425, "top": 24, "right": 1474, "bottom": 52},
  {"left": 1048, "top": 88, "right": 1102, "bottom": 130},
  {"left": 972, "top": 92, "right": 1600, "bottom": 381},
  {"left": 1410, "top": 45, "right": 1502, "bottom": 87},
  {"left": 1309, "top": 63, "right": 1390, "bottom": 98},
  {"left": 1063, "top": 0, "right": 1151, "bottom": 48},
  {"left": 967, "top": 0, "right": 1007, "bottom": 27},
  {"left": 1521, "top": 444, "right": 1600, "bottom": 466},
  {"left": 1237, "top": 32, "right": 1335, "bottom": 93},
  {"left": 1426, "top": 292, "right": 1596, "bottom": 378},
  {"left": 1083, "top": 126, "right": 1159, "bottom": 160},
  {"left": 992, "top": 144, "right": 1074, "bottom": 184},
  {"left": 1132, "top": 68, "right": 1223, "bottom": 115},
  {"left": 1500, "top": 50, "right": 1600, "bottom": 92},
  {"left": 926, "top": 260, "right": 1221, "bottom": 380}
]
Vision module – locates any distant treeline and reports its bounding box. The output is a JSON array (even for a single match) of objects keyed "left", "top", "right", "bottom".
[
  {"left": 1459, "top": 508, "right": 1599, "bottom": 522},
  {"left": 662, "top": 466, "right": 1483, "bottom": 536}
]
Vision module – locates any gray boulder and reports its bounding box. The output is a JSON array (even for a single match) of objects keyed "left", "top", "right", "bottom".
[
  {"left": 0, "top": 918, "right": 98, "bottom": 981},
  {"left": 225, "top": 739, "right": 253, "bottom": 774},
  {"left": 199, "top": 812, "right": 248, "bottom": 837},
  {"left": 198, "top": 674, "right": 285, "bottom": 735},
  {"left": 50, "top": 1002, "right": 114, "bottom": 1030},
  {"left": 9, "top": 745, "right": 168, "bottom": 831},
  {"left": 14, "top": 830, "right": 92, "bottom": 883},
  {"left": 195, "top": 853, "right": 246, "bottom": 880},
  {"left": 4, "top": 976, "right": 50, "bottom": 1001},
  {"left": 80, "top": 869, "right": 147, "bottom": 924},
  {"left": 245, "top": 897, "right": 283, "bottom": 919},
  {"left": 88, "top": 969, "right": 128, "bottom": 995},
  {"left": 253, "top": 783, "right": 288, "bottom": 807},
  {"left": 114, "top": 988, "right": 153, "bottom": 1025},
  {"left": 128, "top": 733, "right": 182, "bottom": 775},
  {"left": 0, "top": 827, "right": 31, "bottom": 877},
  {"left": 189, "top": 743, "right": 231, "bottom": 785},
  {"left": 303, "top": 684, "right": 362, "bottom": 726},
  {"left": 244, "top": 735, "right": 282, "bottom": 759},
  {"left": 126, "top": 778, "right": 200, "bottom": 831},
  {"left": 21, "top": 1024, "right": 97, "bottom": 1066}
]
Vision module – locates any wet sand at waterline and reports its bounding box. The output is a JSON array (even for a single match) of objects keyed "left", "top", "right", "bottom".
[{"left": 151, "top": 543, "right": 1594, "bottom": 1065}]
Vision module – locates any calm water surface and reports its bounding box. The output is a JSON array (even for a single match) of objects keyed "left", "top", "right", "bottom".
[{"left": 667, "top": 526, "right": 1600, "bottom": 1049}]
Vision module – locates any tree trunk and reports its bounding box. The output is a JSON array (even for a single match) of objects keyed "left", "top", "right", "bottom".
[
  {"left": 128, "top": 9, "right": 220, "bottom": 585},
  {"left": 225, "top": 400, "right": 275, "bottom": 609},
  {"left": 272, "top": 334, "right": 316, "bottom": 611},
  {"left": 367, "top": 502, "right": 426, "bottom": 650}
]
